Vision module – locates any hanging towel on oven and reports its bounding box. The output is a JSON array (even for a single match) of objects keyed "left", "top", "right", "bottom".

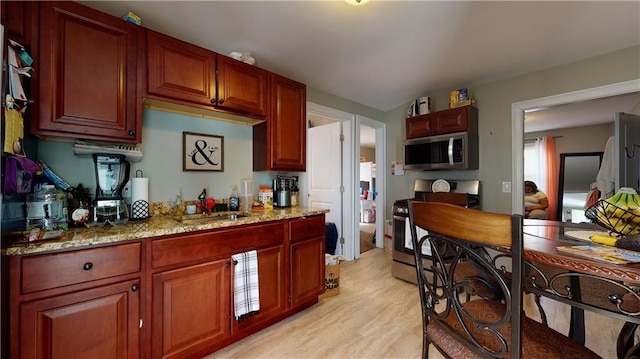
[
  {"left": 232, "top": 250, "right": 260, "bottom": 321},
  {"left": 404, "top": 218, "right": 432, "bottom": 256}
]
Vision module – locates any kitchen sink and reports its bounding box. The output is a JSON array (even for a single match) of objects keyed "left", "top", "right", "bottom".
[{"left": 174, "top": 212, "right": 251, "bottom": 225}]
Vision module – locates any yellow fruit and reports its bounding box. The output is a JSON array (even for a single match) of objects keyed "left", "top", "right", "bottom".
[
  {"left": 591, "top": 234, "right": 619, "bottom": 246},
  {"left": 614, "top": 221, "right": 630, "bottom": 234},
  {"left": 613, "top": 207, "right": 628, "bottom": 218}
]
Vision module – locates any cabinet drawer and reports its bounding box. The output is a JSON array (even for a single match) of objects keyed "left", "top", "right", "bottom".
[
  {"left": 21, "top": 243, "right": 141, "bottom": 294},
  {"left": 152, "top": 222, "right": 285, "bottom": 269},
  {"left": 290, "top": 215, "right": 325, "bottom": 242}
]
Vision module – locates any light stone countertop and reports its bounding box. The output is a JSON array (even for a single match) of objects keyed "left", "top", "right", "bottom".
[{"left": 3, "top": 207, "right": 329, "bottom": 256}]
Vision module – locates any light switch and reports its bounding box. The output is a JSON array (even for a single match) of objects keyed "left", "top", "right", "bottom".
[{"left": 502, "top": 181, "right": 512, "bottom": 193}]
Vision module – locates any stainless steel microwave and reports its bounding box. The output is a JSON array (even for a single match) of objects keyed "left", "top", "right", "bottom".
[{"left": 403, "top": 132, "right": 478, "bottom": 170}]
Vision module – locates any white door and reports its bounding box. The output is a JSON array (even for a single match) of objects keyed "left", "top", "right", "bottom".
[
  {"left": 308, "top": 121, "right": 343, "bottom": 253},
  {"left": 615, "top": 112, "right": 640, "bottom": 190}
]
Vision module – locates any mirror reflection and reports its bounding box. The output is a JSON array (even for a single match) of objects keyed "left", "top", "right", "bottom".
[{"left": 557, "top": 152, "right": 603, "bottom": 222}]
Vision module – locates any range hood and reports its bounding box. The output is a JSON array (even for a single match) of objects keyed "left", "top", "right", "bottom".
[{"left": 142, "top": 98, "right": 266, "bottom": 126}]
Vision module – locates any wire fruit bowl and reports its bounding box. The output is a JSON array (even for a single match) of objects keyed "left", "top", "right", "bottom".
[{"left": 585, "top": 200, "right": 640, "bottom": 236}]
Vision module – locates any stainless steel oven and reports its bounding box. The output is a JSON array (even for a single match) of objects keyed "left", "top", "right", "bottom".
[{"left": 391, "top": 179, "right": 480, "bottom": 284}]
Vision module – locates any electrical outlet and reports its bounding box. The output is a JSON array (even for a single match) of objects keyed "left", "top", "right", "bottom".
[
  {"left": 122, "top": 180, "right": 132, "bottom": 198},
  {"left": 502, "top": 181, "right": 512, "bottom": 193}
]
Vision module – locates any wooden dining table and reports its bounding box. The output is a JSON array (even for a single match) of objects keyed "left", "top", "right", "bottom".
[{"left": 522, "top": 219, "right": 640, "bottom": 358}]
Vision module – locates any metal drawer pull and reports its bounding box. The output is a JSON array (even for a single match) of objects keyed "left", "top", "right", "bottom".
[
  {"left": 131, "top": 284, "right": 139, "bottom": 292},
  {"left": 82, "top": 262, "right": 93, "bottom": 271}
]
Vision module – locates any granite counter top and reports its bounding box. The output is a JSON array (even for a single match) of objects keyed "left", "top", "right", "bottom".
[{"left": 3, "top": 207, "right": 329, "bottom": 256}]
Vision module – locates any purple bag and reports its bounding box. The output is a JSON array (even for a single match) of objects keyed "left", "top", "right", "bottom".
[{"left": 3, "top": 156, "right": 39, "bottom": 194}]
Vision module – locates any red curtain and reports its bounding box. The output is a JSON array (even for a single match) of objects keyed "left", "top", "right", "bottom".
[{"left": 544, "top": 136, "right": 558, "bottom": 220}]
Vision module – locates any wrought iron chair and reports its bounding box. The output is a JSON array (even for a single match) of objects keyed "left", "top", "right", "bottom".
[{"left": 408, "top": 201, "right": 601, "bottom": 358}]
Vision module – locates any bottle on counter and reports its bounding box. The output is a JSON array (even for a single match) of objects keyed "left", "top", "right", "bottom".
[
  {"left": 229, "top": 185, "right": 240, "bottom": 211},
  {"left": 174, "top": 190, "right": 185, "bottom": 216},
  {"left": 291, "top": 186, "right": 299, "bottom": 207}
]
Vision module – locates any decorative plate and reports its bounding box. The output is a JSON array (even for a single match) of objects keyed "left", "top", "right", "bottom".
[{"left": 432, "top": 179, "right": 450, "bottom": 193}]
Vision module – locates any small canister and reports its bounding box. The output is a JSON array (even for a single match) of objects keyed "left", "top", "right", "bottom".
[{"left": 418, "top": 96, "right": 431, "bottom": 115}]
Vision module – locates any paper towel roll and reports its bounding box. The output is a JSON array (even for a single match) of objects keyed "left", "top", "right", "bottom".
[{"left": 131, "top": 177, "right": 149, "bottom": 218}]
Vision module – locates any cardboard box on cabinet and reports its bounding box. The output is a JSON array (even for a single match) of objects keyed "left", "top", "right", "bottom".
[{"left": 319, "top": 254, "right": 345, "bottom": 299}]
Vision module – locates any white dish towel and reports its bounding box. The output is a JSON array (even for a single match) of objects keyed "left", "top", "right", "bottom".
[
  {"left": 232, "top": 250, "right": 260, "bottom": 320},
  {"left": 404, "top": 218, "right": 432, "bottom": 256}
]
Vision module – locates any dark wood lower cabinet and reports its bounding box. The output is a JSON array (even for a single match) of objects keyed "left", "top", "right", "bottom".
[
  {"left": 8, "top": 215, "right": 325, "bottom": 358},
  {"left": 152, "top": 259, "right": 231, "bottom": 359},
  {"left": 18, "top": 279, "right": 140, "bottom": 359},
  {"left": 290, "top": 238, "right": 325, "bottom": 308},
  {"left": 232, "top": 245, "right": 285, "bottom": 334}
]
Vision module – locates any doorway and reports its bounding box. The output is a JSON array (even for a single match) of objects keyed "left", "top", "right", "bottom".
[
  {"left": 307, "top": 103, "right": 386, "bottom": 261},
  {"left": 511, "top": 79, "right": 640, "bottom": 214}
]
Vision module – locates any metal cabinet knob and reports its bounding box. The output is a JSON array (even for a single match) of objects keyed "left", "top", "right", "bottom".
[
  {"left": 128, "top": 130, "right": 135, "bottom": 136},
  {"left": 83, "top": 262, "right": 93, "bottom": 270}
]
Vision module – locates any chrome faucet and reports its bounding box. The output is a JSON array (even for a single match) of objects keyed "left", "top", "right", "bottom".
[{"left": 198, "top": 189, "right": 207, "bottom": 214}]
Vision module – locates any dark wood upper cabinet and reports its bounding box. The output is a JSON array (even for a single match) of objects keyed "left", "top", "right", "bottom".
[
  {"left": 406, "top": 105, "right": 477, "bottom": 139},
  {"left": 146, "top": 31, "right": 267, "bottom": 117},
  {"left": 1, "top": 1, "right": 35, "bottom": 44},
  {"left": 146, "top": 30, "right": 217, "bottom": 106},
  {"left": 34, "top": 1, "right": 142, "bottom": 143},
  {"left": 216, "top": 55, "right": 267, "bottom": 117},
  {"left": 254, "top": 73, "right": 306, "bottom": 172},
  {"left": 406, "top": 114, "right": 435, "bottom": 138}
]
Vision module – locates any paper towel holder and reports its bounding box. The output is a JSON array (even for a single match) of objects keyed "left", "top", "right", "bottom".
[{"left": 130, "top": 170, "right": 150, "bottom": 220}]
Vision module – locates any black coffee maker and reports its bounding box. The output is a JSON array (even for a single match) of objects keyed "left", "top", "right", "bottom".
[
  {"left": 93, "top": 154, "right": 130, "bottom": 225},
  {"left": 273, "top": 175, "right": 293, "bottom": 208}
]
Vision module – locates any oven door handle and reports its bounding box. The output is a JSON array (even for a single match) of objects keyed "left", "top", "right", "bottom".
[{"left": 447, "top": 137, "right": 454, "bottom": 166}]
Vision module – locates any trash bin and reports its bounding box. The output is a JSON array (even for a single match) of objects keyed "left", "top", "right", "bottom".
[{"left": 325, "top": 222, "right": 338, "bottom": 255}]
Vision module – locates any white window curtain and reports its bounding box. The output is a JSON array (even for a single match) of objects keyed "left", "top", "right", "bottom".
[{"left": 524, "top": 137, "right": 548, "bottom": 193}]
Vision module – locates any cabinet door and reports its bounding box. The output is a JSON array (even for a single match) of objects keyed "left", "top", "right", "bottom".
[
  {"left": 19, "top": 279, "right": 140, "bottom": 359},
  {"left": 253, "top": 73, "right": 306, "bottom": 171},
  {"left": 146, "top": 30, "right": 217, "bottom": 106},
  {"left": 36, "top": 1, "right": 141, "bottom": 143},
  {"left": 406, "top": 115, "right": 434, "bottom": 139},
  {"left": 432, "top": 106, "right": 472, "bottom": 135},
  {"left": 233, "top": 245, "right": 285, "bottom": 332},
  {"left": 152, "top": 259, "right": 231, "bottom": 359},
  {"left": 1, "top": 1, "right": 34, "bottom": 44},
  {"left": 216, "top": 56, "right": 267, "bottom": 117},
  {"left": 290, "top": 238, "right": 324, "bottom": 308}
]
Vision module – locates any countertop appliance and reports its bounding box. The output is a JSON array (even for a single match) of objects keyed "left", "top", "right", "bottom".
[
  {"left": 403, "top": 132, "right": 478, "bottom": 170},
  {"left": 273, "top": 175, "right": 293, "bottom": 208},
  {"left": 93, "top": 153, "right": 130, "bottom": 225},
  {"left": 392, "top": 179, "right": 480, "bottom": 284}
]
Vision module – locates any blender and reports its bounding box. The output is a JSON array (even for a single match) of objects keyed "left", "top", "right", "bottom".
[{"left": 93, "top": 154, "right": 130, "bottom": 225}]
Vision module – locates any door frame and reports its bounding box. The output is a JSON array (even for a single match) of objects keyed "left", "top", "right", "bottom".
[
  {"left": 511, "top": 79, "right": 640, "bottom": 214},
  {"left": 307, "top": 103, "right": 356, "bottom": 259},
  {"left": 306, "top": 103, "right": 386, "bottom": 261},
  {"left": 356, "top": 116, "right": 387, "bottom": 253}
]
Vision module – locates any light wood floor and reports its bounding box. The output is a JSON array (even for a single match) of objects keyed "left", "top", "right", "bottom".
[{"left": 206, "top": 248, "right": 626, "bottom": 358}]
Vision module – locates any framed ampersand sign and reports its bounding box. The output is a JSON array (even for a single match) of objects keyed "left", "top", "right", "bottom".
[{"left": 183, "top": 132, "right": 224, "bottom": 171}]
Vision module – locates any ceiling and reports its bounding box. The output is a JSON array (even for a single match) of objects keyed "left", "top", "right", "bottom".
[
  {"left": 524, "top": 91, "right": 640, "bottom": 133},
  {"left": 78, "top": 1, "right": 640, "bottom": 148}
]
